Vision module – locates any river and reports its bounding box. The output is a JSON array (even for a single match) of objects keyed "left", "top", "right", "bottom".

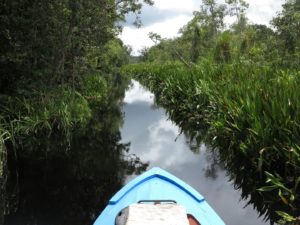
[
  {"left": 121, "top": 80, "right": 267, "bottom": 225},
  {"left": 2, "top": 79, "right": 269, "bottom": 225}
]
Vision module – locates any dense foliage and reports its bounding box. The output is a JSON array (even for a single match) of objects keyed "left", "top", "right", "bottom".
[
  {"left": 3, "top": 75, "right": 148, "bottom": 225},
  {"left": 0, "top": 0, "right": 155, "bottom": 156},
  {"left": 141, "top": 0, "right": 299, "bottom": 69},
  {"left": 0, "top": 0, "right": 152, "bottom": 223},
  {"left": 123, "top": 0, "right": 300, "bottom": 223},
  {"left": 0, "top": 0, "right": 152, "bottom": 135}
]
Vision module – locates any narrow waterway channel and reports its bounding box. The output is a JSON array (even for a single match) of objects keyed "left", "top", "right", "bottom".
[
  {"left": 2, "top": 79, "right": 273, "bottom": 225},
  {"left": 121, "top": 80, "right": 267, "bottom": 225}
]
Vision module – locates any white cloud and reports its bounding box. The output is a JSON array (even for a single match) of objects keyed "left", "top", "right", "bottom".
[
  {"left": 154, "top": 0, "right": 199, "bottom": 13},
  {"left": 120, "top": 14, "right": 192, "bottom": 55},
  {"left": 120, "top": 0, "right": 284, "bottom": 55},
  {"left": 246, "top": 0, "right": 284, "bottom": 25}
]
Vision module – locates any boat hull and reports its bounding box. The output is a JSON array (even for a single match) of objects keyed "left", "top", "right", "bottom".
[{"left": 93, "top": 167, "right": 225, "bottom": 225}]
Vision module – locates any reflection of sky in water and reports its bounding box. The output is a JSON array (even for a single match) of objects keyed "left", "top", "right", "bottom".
[
  {"left": 121, "top": 81, "right": 267, "bottom": 225},
  {"left": 124, "top": 80, "right": 154, "bottom": 104}
]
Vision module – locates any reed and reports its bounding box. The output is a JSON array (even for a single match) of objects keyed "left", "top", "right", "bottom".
[{"left": 122, "top": 62, "right": 300, "bottom": 223}]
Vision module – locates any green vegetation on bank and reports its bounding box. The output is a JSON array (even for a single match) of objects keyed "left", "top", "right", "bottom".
[
  {"left": 123, "top": 0, "right": 300, "bottom": 223},
  {"left": 0, "top": 0, "right": 153, "bottom": 157},
  {"left": 0, "top": 0, "right": 152, "bottom": 222},
  {"left": 123, "top": 62, "right": 300, "bottom": 222}
]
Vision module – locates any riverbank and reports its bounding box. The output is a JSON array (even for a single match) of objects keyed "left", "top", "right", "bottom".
[
  {"left": 122, "top": 62, "right": 300, "bottom": 223},
  {"left": 0, "top": 73, "right": 104, "bottom": 223},
  {"left": 1, "top": 72, "right": 150, "bottom": 225}
]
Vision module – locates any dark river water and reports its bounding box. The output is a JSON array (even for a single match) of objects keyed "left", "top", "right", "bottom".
[
  {"left": 121, "top": 80, "right": 267, "bottom": 225},
  {"left": 2, "top": 79, "right": 270, "bottom": 225}
]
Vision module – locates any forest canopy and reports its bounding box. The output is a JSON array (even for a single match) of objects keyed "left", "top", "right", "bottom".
[
  {"left": 0, "top": 0, "right": 154, "bottom": 141},
  {"left": 139, "top": 0, "right": 300, "bottom": 69}
]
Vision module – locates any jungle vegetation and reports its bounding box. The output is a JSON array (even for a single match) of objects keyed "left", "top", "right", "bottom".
[
  {"left": 123, "top": 0, "right": 300, "bottom": 224},
  {"left": 0, "top": 0, "right": 153, "bottom": 146},
  {"left": 0, "top": 0, "right": 152, "bottom": 224},
  {"left": 1, "top": 0, "right": 300, "bottom": 224}
]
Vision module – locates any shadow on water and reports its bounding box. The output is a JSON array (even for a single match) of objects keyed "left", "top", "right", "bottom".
[{"left": 3, "top": 78, "right": 148, "bottom": 225}]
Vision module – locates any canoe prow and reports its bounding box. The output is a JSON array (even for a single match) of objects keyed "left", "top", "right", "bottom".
[
  {"left": 109, "top": 167, "right": 204, "bottom": 205},
  {"left": 93, "top": 167, "right": 225, "bottom": 225}
]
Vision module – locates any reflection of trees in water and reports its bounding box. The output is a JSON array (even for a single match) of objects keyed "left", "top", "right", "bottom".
[
  {"left": 151, "top": 87, "right": 286, "bottom": 223},
  {"left": 203, "top": 149, "right": 224, "bottom": 180},
  {"left": 184, "top": 129, "right": 288, "bottom": 222},
  {"left": 182, "top": 129, "right": 224, "bottom": 181},
  {"left": 3, "top": 79, "right": 148, "bottom": 225},
  {"left": 184, "top": 127, "right": 284, "bottom": 222}
]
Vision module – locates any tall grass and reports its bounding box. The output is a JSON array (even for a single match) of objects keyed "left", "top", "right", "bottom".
[{"left": 122, "top": 62, "right": 300, "bottom": 223}]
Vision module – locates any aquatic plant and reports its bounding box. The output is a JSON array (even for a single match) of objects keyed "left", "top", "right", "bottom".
[{"left": 122, "top": 62, "right": 300, "bottom": 223}]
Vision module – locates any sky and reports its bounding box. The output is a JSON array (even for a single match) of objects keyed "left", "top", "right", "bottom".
[{"left": 119, "top": 0, "right": 285, "bottom": 55}]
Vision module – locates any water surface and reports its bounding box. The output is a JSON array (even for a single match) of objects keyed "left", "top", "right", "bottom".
[
  {"left": 121, "top": 80, "right": 267, "bottom": 225},
  {"left": 2, "top": 79, "right": 269, "bottom": 225}
]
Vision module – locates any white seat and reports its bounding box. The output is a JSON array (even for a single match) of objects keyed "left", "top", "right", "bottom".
[{"left": 116, "top": 203, "right": 190, "bottom": 225}]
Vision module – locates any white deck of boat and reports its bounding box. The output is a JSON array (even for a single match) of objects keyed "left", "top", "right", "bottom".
[{"left": 116, "top": 203, "right": 190, "bottom": 225}]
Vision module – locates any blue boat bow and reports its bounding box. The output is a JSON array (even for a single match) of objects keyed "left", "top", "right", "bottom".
[{"left": 93, "top": 167, "right": 225, "bottom": 225}]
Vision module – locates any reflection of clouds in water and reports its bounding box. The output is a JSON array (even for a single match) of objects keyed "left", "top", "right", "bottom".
[
  {"left": 121, "top": 83, "right": 266, "bottom": 225},
  {"left": 124, "top": 80, "right": 154, "bottom": 104},
  {"left": 139, "top": 118, "right": 201, "bottom": 170}
]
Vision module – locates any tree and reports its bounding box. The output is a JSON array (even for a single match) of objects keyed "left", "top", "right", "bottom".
[
  {"left": 193, "top": 0, "right": 227, "bottom": 41},
  {"left": 0, "top": 0, "right": 154, "bottom": 94},
  {"left": 225, "top": 0, "right": 249, "bottom": 22},
  {"left": 191, "top": 25, "right": 201, "bottom": 63},
  {"left": 272, "top": 0, "right": 300, "bottom": 66},
  {"left": 176, "top": 0, "right": 227, "bottom": 62}
]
